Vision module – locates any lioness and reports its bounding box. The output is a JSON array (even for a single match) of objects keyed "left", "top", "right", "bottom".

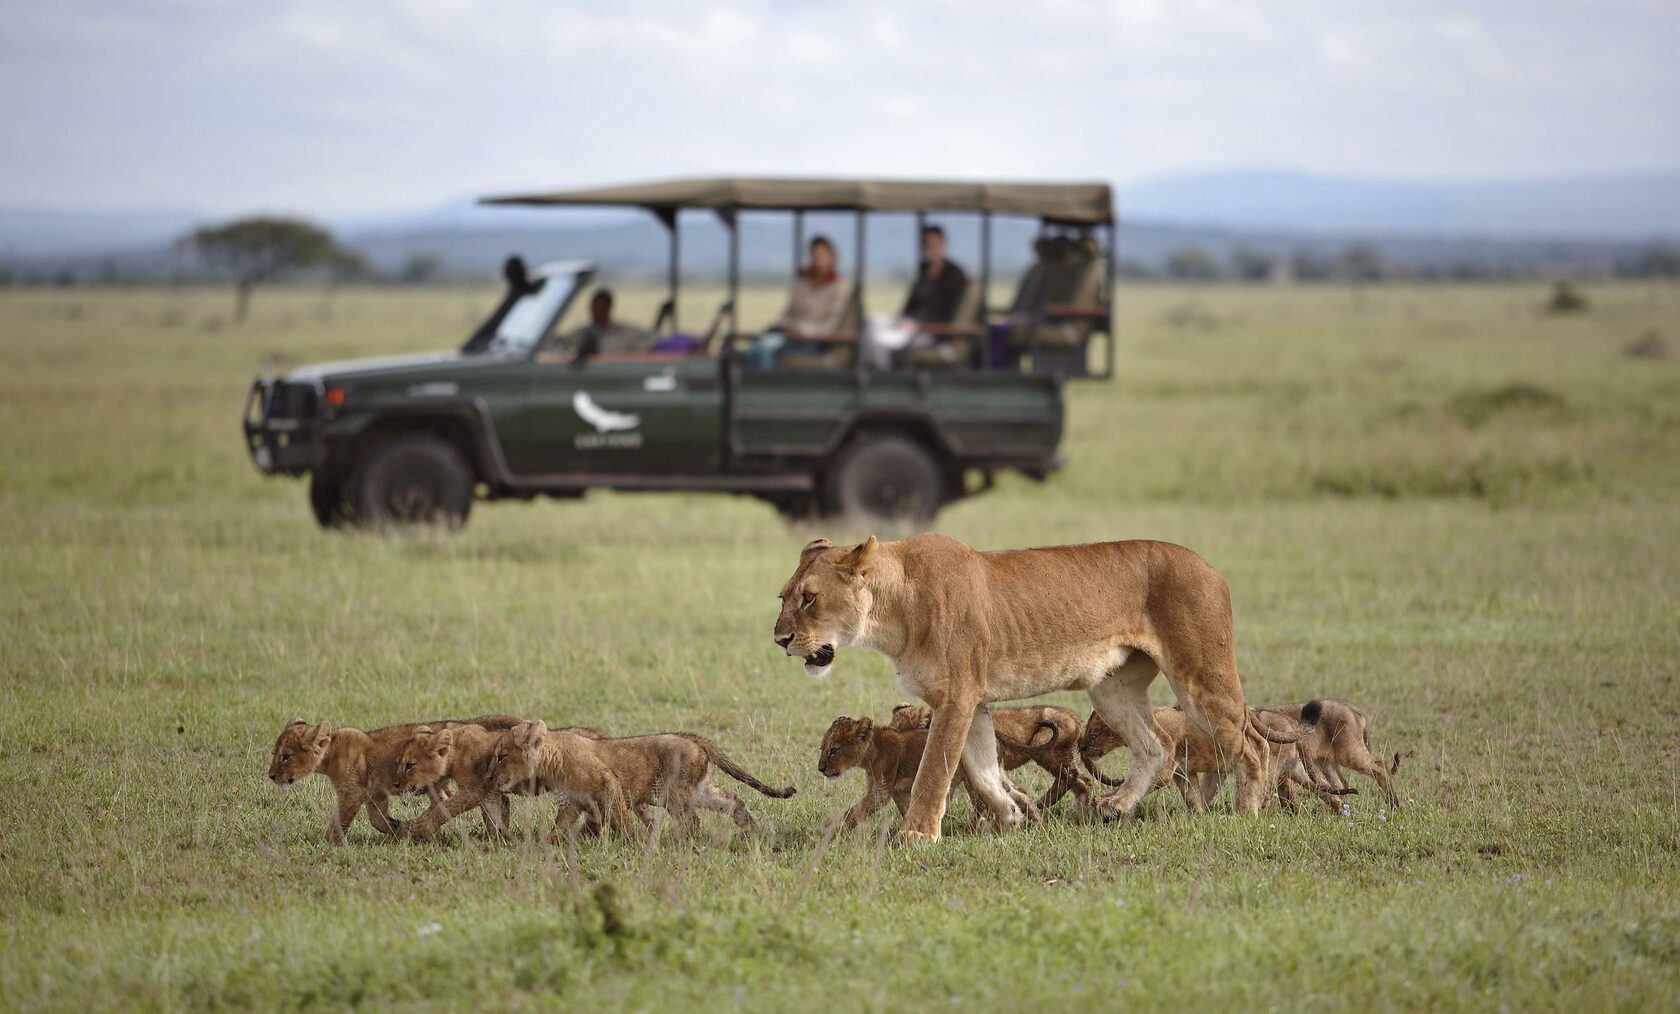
[
  {"left": 890, "top": 703, "right": 1093, "bottom": 811},
  {"left": 394, "top": 722, "right": 606, "bottom": 841},
  {"left": 775, "top": 534, "right": 1271, "bottom": 841},
  {"left": 1079, "top": 703, "right": 1340, "bottom": 813},
  {"left": 267, "top": 715, "right": 520, "bottom": 843},
  {"left": 489, "top": 720, "right": 796, "bottom": 843}
]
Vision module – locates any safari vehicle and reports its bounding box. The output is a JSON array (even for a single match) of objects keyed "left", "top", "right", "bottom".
[{"left": 243, "top": 177, "right": 1116, "bottom": 528}]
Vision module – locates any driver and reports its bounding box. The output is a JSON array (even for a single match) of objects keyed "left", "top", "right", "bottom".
[{"left": 563, "top": 288, "right": 652, "bottom": 359}]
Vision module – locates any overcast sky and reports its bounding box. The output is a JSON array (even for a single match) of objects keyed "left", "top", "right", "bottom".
[{"left": 3, "top": 0, "right": 1676, "bottom": 216}]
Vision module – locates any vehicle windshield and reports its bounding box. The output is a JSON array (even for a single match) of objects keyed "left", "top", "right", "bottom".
[{"left": 483, "top": 270, "right": 585, "bottom": 355}]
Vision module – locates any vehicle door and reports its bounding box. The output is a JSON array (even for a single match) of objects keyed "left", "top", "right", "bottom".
[{"left": 516, "top": 355, "right": 724, "bottom": 476}]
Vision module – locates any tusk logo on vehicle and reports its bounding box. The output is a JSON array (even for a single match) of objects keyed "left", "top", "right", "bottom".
[{"left": 572, "top": 391, "right": 643, "bottom": 449}]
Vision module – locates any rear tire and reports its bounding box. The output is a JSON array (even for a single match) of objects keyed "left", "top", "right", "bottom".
[
  {"left": 308, "top": 472, "right": 348, "bottom": 528},
  {"left": 824, "top": 434, "right": 945, "bottom": 524},
  {"left": 350, "top": 435, "right": 474, "bottom": 529}
]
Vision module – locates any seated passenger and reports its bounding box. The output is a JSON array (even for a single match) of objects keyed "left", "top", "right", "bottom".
[
  {"left": 561, "top": 288, "right": 653, "bottom": 360},
  {"left": 743, "top": 236, "right": 850, "bottom": 369},
  {"left": 900, "top": 224, "right": 968, "bottom": 326}
]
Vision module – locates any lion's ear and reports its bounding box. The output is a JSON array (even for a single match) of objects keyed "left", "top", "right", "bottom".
[
  {"left": 527, "top": 720, "right": 548, "bottom": 749},
  {"left": 801, "top": 538, "right": 833, "bottom": 555},
  {"left": 856, "top": 716, "right": 874, "bottom": 740},
  {"left": 309, "top": 721, "right": 333, "bottom": 748},
  {"left": 284, "top": 717, "right": 307, "bottom": 731},
  {"left": 434, "top": 727, "right": 455, "bottom": 754},
  {"left": 845, "top": 535, "right": 879, "bottom": 579}
]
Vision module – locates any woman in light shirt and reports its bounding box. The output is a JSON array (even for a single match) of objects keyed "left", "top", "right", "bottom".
[{"left": 745, "top": 235, "right": 850, "bottom": 368}]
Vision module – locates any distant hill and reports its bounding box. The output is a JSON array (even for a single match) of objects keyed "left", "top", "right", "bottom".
[
  {"left": 1116, "top": 169, "right": 1680, "bottom": 239},
  {"left": 4, "top": 169, "right": 1677, "bottom": 282}
]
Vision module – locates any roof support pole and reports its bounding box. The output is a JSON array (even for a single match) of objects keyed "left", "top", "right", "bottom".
[
  {"left": 980, "top": 210, "right": 992, "bottom": 326},
  {"left": 718, "top": 206, "right": 739, "bottom": 344},
  {"left": 1104, "top": 220, "right": 1117, "bottom": 378},
  {"left": 855, "top": 209, "right": 868, "bottom": 378},
  {"left": 654, "top": 207, "right": 679, "bottom": 333},
  {"left": 793, "top": 209, "right": 804, "bottom": 270}
]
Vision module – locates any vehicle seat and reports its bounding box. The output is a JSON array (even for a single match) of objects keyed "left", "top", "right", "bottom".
[
  {"left": 904, "top": 276, "right": 984, "bottom": 369},
  {"left": 1005, "top": 235, "right": 1106, "bottom": 357}
]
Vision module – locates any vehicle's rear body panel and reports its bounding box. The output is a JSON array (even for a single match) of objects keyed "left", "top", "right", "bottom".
[{"left": 729, "top": 369, "right": 1063, "bottom": 468}]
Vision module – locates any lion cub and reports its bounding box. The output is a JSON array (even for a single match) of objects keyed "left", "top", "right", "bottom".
[
  {"left": 1256, "top": 699, "right": 1400, "bottom": 810},
  {"left": 394, "top": 722, "right": 606, "bottom": 841},
  {"left": 1079, "top": 703, "right": 1336, "bottom": 814},
  {"left": 890, "top": 703, "right": 1093, "bottom": 811},
  {"left": 267, "top": 714, "right": 520, "bottom": 843},
  {"left": 489, "top": 720, "right": 796, "bottom": 843},
  {"left": 819, "top": 715, "right": 1030, "bottom": 832}
]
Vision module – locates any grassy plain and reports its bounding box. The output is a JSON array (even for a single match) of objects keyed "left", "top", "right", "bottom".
[{"left": 0, "top": 280, "right": 1677, "bottom": 1010}]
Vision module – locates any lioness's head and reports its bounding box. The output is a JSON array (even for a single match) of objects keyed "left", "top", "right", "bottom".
[
  {"left": 774, "top": 536, "right": 880, "bottom": 678},
  {"left": 489, "top": 720, "right": 546, "bottom": 792},
  {"left": 889, "top": 703, "right": 931, "bottom": 731},
  {"left": 817, "top": 716, "right": 875, "bottom": 779},
  {"left": 268, "top": 718, "right": 331, "bottom": 786},
  {"left": 396, "top": 726, "right": 454, "bottom": 792}
]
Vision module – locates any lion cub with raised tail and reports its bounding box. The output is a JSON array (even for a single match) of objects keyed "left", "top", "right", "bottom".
[
  {"left": 267, "top": 715, "right": 520, "bottom": 843},
  {"left": 489, "top": 720, "right": 796, "bottom": 843},
  {"left": 394, "top": 722, "right": 606, "bottom": 842}
]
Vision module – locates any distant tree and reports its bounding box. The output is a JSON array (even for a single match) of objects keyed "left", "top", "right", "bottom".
[
  {"left": 179, "top": 217, "right": 358, "bottom": 322},
  {"left": 1290, "top": 248, "right": 1333, "bottom": 281},
  {"left": 1165, "top": 246, "right": 1222, "bottom": 281},
  {"left": 1229, "top": 245, "right": 1277, "bottom": 283},
  {"left": 1338, "top": 244, "right": 1385, "bottom": 284},
  {"left": 398, "top": 252, "right": 445, "bottom": 285},
  {"left": 1633, "top": 245, "right": 1680, "bottom": 278}
]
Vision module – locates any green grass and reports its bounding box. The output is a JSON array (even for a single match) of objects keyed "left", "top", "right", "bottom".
[{"left": 1, "top": 280, "right": 1678, "bottom": 1010}]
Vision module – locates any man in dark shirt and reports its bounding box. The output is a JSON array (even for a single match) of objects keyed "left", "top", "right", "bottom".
[{"left": 901, "top": 224, "right": 969, "bottom": 324}]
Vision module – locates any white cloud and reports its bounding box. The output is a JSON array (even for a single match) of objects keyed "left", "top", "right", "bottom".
[{"left": 0, "top": 0, "right": 1675, "bottom": 215}]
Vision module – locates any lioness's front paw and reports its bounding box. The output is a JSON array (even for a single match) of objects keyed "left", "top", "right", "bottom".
[{"left": 899, "top": 827, "right": 941, "bottom": 845}]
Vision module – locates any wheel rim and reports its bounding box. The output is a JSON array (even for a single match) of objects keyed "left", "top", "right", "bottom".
[
  {"left": 858, "top": 462, "right": 928, "bottom": 520},
  {"left": 385, "top": 472, "right": 443, "bottom": 522}
]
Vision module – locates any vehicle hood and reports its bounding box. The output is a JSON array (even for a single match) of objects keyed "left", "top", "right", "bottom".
[{"left": 285, "top": 351, "right": 506, "bottom": 385}]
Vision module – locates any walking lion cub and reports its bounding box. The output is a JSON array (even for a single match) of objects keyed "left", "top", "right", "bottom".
[
  {"left": 266, "top": 714, "right": 519, "bottom": 843},
  {"left": 488, "top": 720, "right": 795, "bottom": 843},
  {"left": 393, "top": 722, "right": 605, "bottom": 841}
]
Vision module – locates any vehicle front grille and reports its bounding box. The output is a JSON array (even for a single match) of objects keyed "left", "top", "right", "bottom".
[{"left": 266, "top": 382, "right": 318, "bottom": 421}]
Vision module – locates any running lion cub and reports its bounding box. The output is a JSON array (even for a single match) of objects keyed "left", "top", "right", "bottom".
[
  {"left": 488, "top": 720, "right": 796, "bottom": 843},
  {"left": 267, "top": 715, "right": 520, "bottom": 843},
  {"left": 393, "top": 722, "right": 605, "bottom": 842}
]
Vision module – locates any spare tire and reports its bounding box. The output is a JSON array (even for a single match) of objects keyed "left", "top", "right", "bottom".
[{"left": 825, "top": 434, "right": 945, "bottom": 524}]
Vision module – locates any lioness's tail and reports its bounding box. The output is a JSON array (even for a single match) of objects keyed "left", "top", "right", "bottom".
[
  {"left": 684, "top": 735, "right": 796, "bottom": 798},
  {"left": 1252, "top": 699, "right": 1324, "bottom": 745},
  {"left": 995, "top": 720, "right": 1060, "bottom": 754}
]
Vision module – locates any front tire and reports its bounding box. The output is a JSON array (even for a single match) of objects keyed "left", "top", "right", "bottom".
[
  {"left": 308, "top": 472, "right": 348, "bottom": 528},
  {"left": 824, "top": 434, "right": 945, "bottom": 524},
  {"left": 350, "top": 436, "right": 474, "bottom": 528}
]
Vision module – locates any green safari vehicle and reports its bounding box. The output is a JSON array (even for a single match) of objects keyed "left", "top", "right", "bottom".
[{"left": 243, "top": 176, "right": 1116, "bottom": 528}]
